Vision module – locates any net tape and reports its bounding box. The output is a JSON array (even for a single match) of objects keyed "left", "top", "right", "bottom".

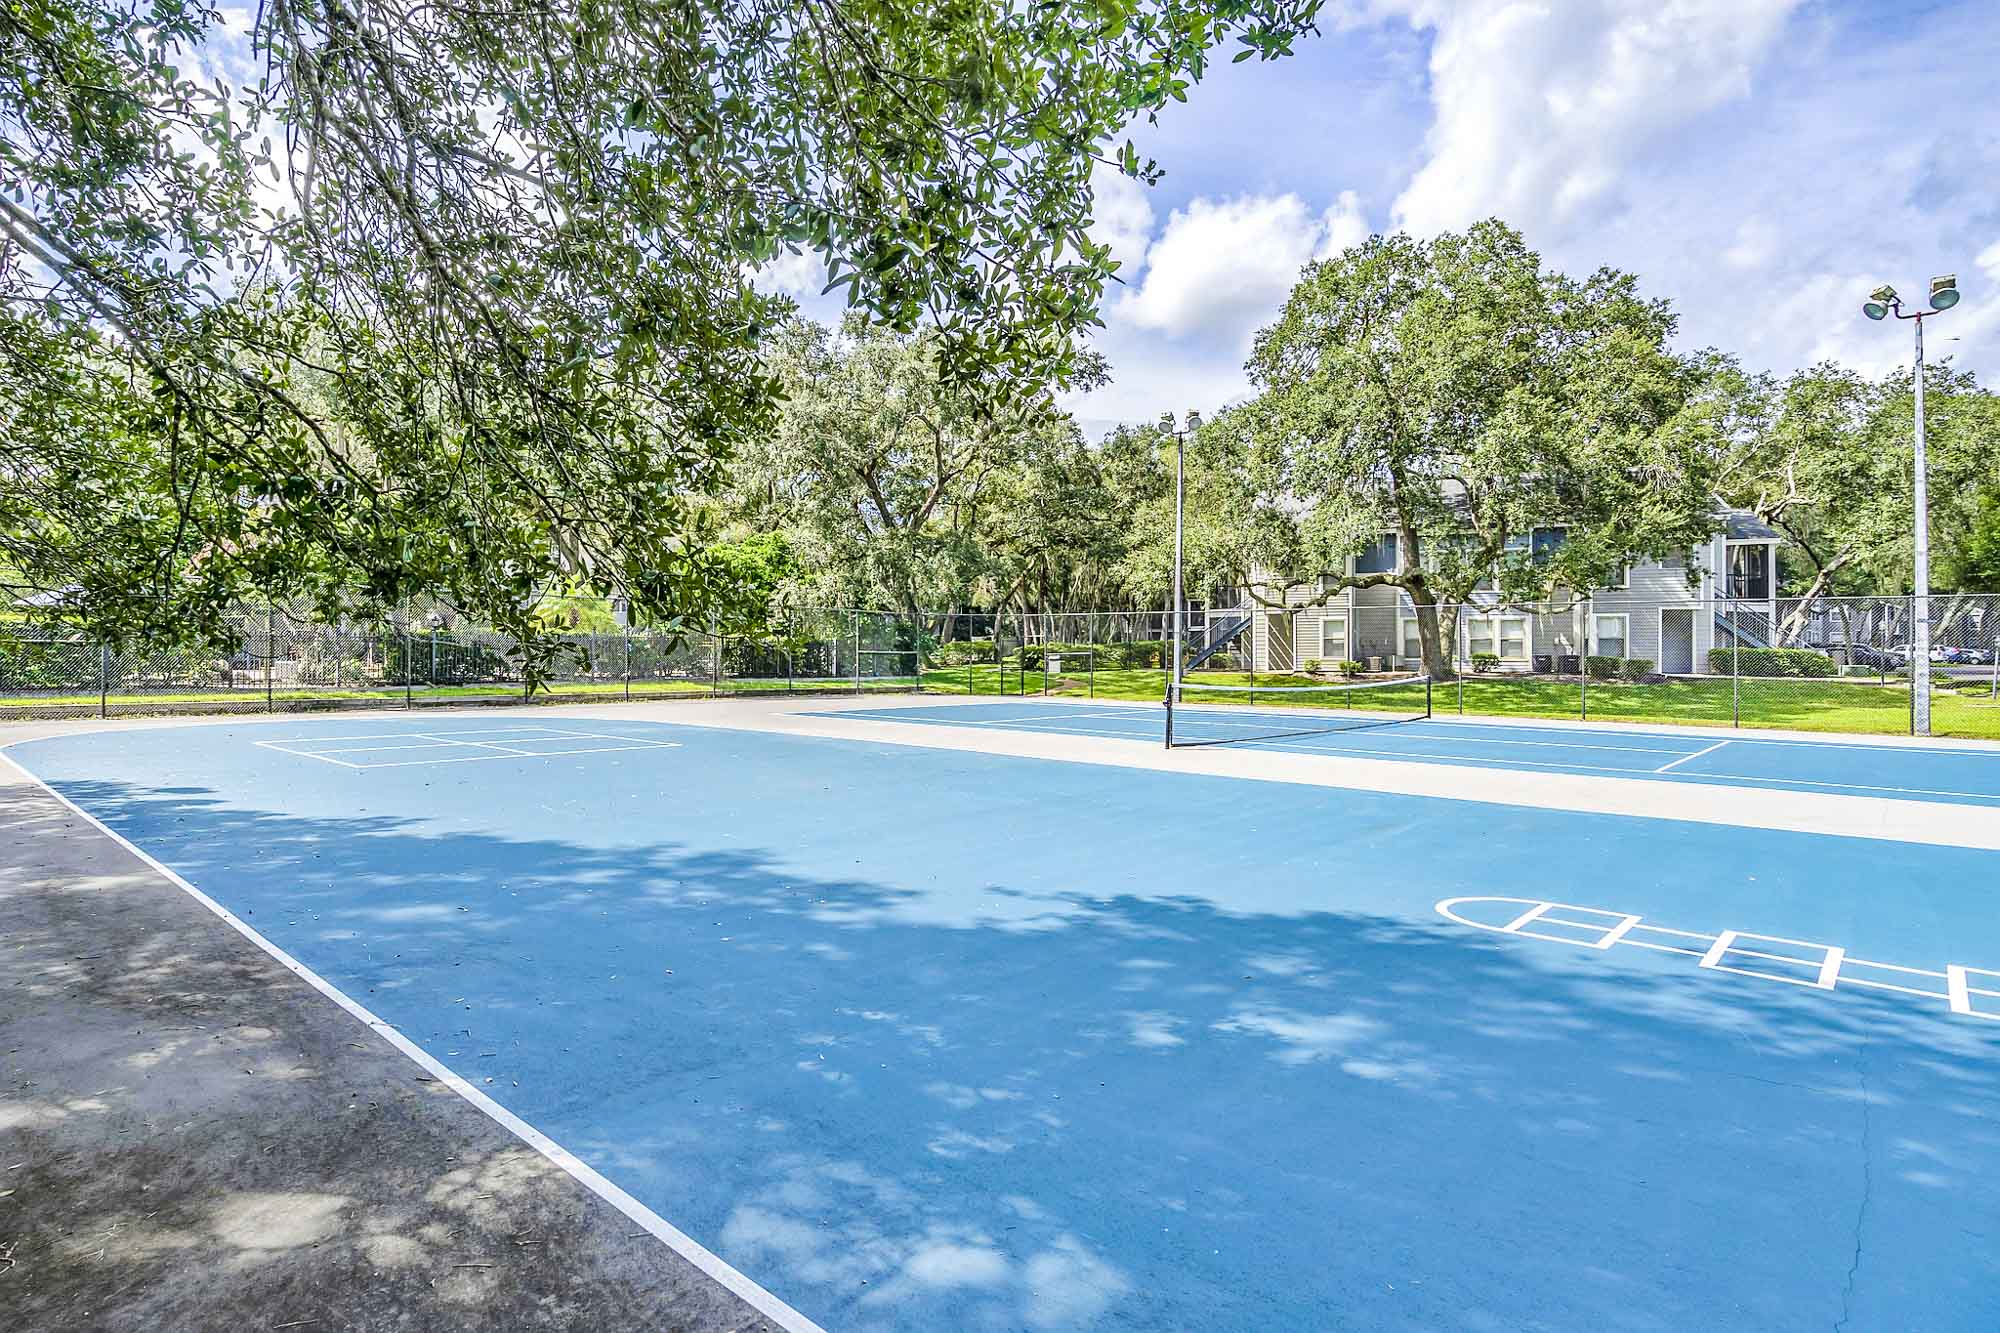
[{"left": 1167, "top": 676, "right": 1433, "bottom": 749}]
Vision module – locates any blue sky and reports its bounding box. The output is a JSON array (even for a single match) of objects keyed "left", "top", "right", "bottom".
[
  {"left": 202, "top": 1, "right": 1999, "bottom": 442},
  {"left": 1027, "top": 0, "right": 2000, "bottom": 438}
]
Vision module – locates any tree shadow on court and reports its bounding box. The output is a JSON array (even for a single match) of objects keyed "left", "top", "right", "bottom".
[{"left": 35, "top": 776, "right": 2000, "bottom": 1333}]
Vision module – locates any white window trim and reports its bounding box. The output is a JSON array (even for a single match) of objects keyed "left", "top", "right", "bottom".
[
  {"left": 1319, "top": 612, "right": 1349, "bottom": 661},
  {"left": 1394, "top": 613, "right": 1424, "bottom": 665},
  {"left": 1590, "top": 612, "right": 1631, "bottom": 659},
  {"left": 1463, "top": 611, "right": 1533, "bottom": 666}
]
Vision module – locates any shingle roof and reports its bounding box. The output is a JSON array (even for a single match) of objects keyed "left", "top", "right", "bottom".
[{"left": 1721, "top": 510, "right": 1781, "bottom": 541}]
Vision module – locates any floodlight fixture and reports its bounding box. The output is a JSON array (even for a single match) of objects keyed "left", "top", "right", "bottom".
[{"left": 1859, "top": 272, "right": 1966, "bottom": 735}]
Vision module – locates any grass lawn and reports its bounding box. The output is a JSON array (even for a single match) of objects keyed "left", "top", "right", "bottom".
[{"left": 919, "top": 664, "right": 2000, "bottom": 741}]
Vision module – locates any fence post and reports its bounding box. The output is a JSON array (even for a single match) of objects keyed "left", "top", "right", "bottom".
[
  {"left": 1730, "top": 602, "right": 1740, "bottom": 728},
  {"left": 712, "top": 619, "right": 722, "bottom": 696},
  {"left": 851, "top": 612, "right": 861, "bottom": 694},
  {"left": 624, "top": 626, "right": 632, "bottom": 702},
  {"left": 265, "top": 604, "right": 275, "bottom": 712},
  {"left": 1456, "top": 609, "right": 1466, "bottom": 716},
  {"left": 404, "top": 625, "right": 413, "bottom": 709},
  {"left": 99, "top": 641, "right": 109, "bottom": 718},
  {"left": 1579, "top": 597, "right": 1590, "bottom": 722}
]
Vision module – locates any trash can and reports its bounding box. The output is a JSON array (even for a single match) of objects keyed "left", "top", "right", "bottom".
[{"left": 1365, "top": 655, "right": 1384, "bottom": 674}]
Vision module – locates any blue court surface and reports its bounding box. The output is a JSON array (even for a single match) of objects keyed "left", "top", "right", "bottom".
[
  {"left": 10, "top": 711, "right": 2000, "bottom": 1331},
  {"left": 840, "top": 698, "right": 2000, "bottom": 806}
]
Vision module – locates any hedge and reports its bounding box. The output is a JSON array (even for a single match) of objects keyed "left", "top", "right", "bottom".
[{"left": 1706, "top": 646, "right": 1837, "bottom": 678}]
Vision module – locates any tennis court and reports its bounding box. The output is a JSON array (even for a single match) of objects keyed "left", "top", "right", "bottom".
[
  {"left": 837, "top": 693, "right": 2000, "bottom": 806},
  {"left": 8, "top": 699, "right": 2000, "bottom": 1331}
]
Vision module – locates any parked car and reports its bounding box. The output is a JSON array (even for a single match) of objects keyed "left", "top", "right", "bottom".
[{"left": 1810, "top": 640, "right": 1901, "bottom": 670}]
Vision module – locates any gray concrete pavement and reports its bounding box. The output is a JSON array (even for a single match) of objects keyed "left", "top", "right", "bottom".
[{"left": 0, "top": 764, "right": 781, "bottom": 1332}]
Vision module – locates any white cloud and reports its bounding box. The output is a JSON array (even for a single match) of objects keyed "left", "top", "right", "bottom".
[
  {"left": 753, "top": 248, "right": 829, "bottom": 300},
  {"left": 1722, "top": 217, "right": 1779, "bottom": 271},
  {"left": 1116, "top": 192, "right": 1363, "bottom": 341},
  {"left": 1091, "top": 166, "right": 1157, "bottom": 279},
  {"left": 1315, "top": 190, "right": 1371, "bottom": 261},
  {"left": 1380, "top": 0, "right": 1803, "bottom": 237}
]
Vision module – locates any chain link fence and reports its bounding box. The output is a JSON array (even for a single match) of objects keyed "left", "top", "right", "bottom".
[
  {"left": 0, "top": 601, "right": 927, "bottom": 722},
  {"left": 1186, "top": 593, "right": 1999, "bottom": 740},
  {"left": 4, "top": 593, "right": 1996, "bottom": 738}
]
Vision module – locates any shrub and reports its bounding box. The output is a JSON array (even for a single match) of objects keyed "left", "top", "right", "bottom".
[
  {"left": 0, "top": 637, "right": 96, "bottom": 691},
  {"left": 1584, "top": 655, "right": 1622, "bottom": 680},
  {"left": 1619, "top": 658, "right": 1654, "bottom": 682},
  {"left": 1470, "top": 652, "right": 1500, "bottom": 673},
  {"left": 932, "top": 638, "right": 995, "bottom": 667},
  {"left": 1335, "top": 659, "right": 1363, "bottom": 679},
  {"left": 1107, "top": 641, "right": 1164, "bottom": 670},
  {"left": 1706, "top": 646, "right": 1837, "bottom": 678},
  {"left": 1301, "top": 658, "right": 1322, "bottom": 677}
]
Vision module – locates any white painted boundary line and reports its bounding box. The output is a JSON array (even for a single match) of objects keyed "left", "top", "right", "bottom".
[
  {"left": 255, "top": 732, "right": 683, "bottom": 770},
  {"left": 1436, "top": 895, "right": 1992, "bottom": 1020},
  {"left": 845, "top": 705, "right": 2000, "bottom": 803},
  {"left": 1654, "top": 740, "right": 1731, "bottom": 773},
  {"left": 0, "top": 750, "right": 824, "bottom": 1333}
]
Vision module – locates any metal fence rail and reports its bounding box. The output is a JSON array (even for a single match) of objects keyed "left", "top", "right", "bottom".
[
  {"left": 0, "top": 603, "right": 929, "bottom": 721},
  {"left": 2, "top": 594, "right": 1996, "bottom": 739}
]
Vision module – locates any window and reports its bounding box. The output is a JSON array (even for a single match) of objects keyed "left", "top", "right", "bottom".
[
  {"left": 1320, "top": 614, "right": 1349, "bottom": 661},
  {"left": 1599, "top": 565, "right": 1630, "bottom": 591},
  {"left": 1592, "top": 614, "right": 1629, "bottom": 659},
  {"left": 1355, "top": 534, "right": 1398, "bottom": 574},
  {"left": 1467, "top": 614, "right": 1530, "bottom": 663},
  {"left": 1530, "top": 526, "right": 1567, "bottom": 565},
  {"left": 1399, "top": 617, "right": 1423, "bottom": 662},
  {"left": 1727, "top": 544, "right": 1771, "bottom": 600}
]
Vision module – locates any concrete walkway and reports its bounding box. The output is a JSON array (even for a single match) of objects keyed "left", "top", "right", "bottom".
[{"left": 0, "top": 764, "right": 776, "bottom": 1332}]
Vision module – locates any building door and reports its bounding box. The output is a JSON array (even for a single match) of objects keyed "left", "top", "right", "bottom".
[
  {"left": 1264, "top": 611, "right": 1295, "bottom": 673},
  {"left": 1661, "top": 608, "right": 1695, "bottom": 675}
]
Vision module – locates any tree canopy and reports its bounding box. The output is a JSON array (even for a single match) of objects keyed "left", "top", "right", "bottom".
[
  {"left": 1723, "top": 361, "right": 2000, "bottom": 613},
  {"left": 1178, "top": 220, "right": 1731, "bottom": 677},
  {"left": 1, "top": 0, "right": 1322, "bottom": 676}
]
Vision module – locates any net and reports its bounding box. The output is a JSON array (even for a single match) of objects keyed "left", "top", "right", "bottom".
[{"left": 1166, "top": 676, "right": 1433, "bottom": 748}]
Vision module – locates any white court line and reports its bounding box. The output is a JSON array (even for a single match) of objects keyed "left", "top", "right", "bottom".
[
  {"left": 288, "top": 740, "right": 494, "bottom": 756},
  {"left": 1437, "top": 896, "right": 1980, "bottom": 1020},
  {"left": 866, "top": 704, "right": 1717, "bottom": 757},
  {"left": 860, "top": 708, "right": 2000, "bottom": 802},
  {"left": 0, "top": 750, "right": 822, "bottom": 1333},
  {"left": 431, "top": 738, "right": 537, "bottom": 755},
  {"left": 252, "top": 743, "right": 366, "bottom": 770},
  {"left": 1654, "top": 740, "right": 1732, "bottom": 773},
  {"left": 347, "top": 742, "right": 682, "bottom": 769},
  {"left": 255, "top": 725, "right": 591, "bottom": 744}
]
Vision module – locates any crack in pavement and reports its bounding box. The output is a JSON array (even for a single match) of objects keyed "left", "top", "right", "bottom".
[{"left": 1833, "top": 1037, "right": 1872, "bottom": 1333}]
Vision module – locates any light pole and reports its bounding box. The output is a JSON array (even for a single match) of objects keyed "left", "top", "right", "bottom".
[
  {"left": 1159, "top": 409, "right": 1202, "bottom": 748},
  {"left": 1863, "top": 274, "right": 1960, "bottom": 737}
]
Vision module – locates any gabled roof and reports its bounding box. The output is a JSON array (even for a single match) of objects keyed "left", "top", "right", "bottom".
[{"left": 1720, "top": 510, "right": 1781, "bottom": 541}]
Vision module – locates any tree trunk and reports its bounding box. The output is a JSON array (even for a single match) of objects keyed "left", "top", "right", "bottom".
[{"left": 1408, "top": 585, "right": 1460, "bottom": 681}]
